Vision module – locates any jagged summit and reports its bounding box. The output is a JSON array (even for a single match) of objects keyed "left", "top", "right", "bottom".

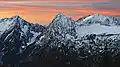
[
  {"left": 55, "top": 13, "right": 73, "bottom": 21},
  {"left": 75, "top": 14, "right": 120, "bottom": 26},
  {"left": 10, "top": 15, "right": 27, "bottom": 23},
  {"left": 56, "top": 13, "right": 64, "bottom": 17},
  {"left": 0, "top": 15, "right": 27, "bottom": 24},
  {"left": 49, "top": 13, "right": 74, "bottom": 29},
  {"left": 11, "top": 15, "right": 21, "bottom": 19},
  {"left": 77, "top": 14, "right": 105, "bottom": 21},
  {"left": 10, "top": 15, "right": 24, "bottom": 21}
]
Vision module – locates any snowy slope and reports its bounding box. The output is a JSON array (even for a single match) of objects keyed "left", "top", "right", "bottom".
[
  {"left": 76, "top": 24, "right": 120, "bottom": 36},
  {"left": 76, "top": 14, "right": 120, "bottom": 26},
  {"left": 74, "top": 14, "right": 120, "bottom": 36},
  {"left": 0, "top": 16, "right": 17, "bottom": 35}
]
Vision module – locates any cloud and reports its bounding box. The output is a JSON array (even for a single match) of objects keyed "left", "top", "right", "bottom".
[
  {"left": 0, "top": 1, "right": 119, "bottom": 25},
  {"left": 0, "top": 1, "right": 119, "bottom": 16},
  {"left": 0, "top": 0, "right": 109, "bottom": 2},
  {"left": 0, "top": 1, "right": 119, "bottom": 11}
]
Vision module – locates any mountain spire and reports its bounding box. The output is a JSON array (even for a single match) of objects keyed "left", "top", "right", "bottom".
[
  {"left": 56, "top": 13, "right": 64, "bottom": 17},
  {"left": 11, "top": 15, "right": 21, "bottom": 19}
]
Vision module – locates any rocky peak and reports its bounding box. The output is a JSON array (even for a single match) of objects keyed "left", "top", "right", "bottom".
[
  {"left": 47, "top": 13, "right": 76, "bottom": 40},
  {"left": 50, "top": 13, "right": 74, "bottom": 27},
  {"left": 75, "top": 14, "right": 120, "bottom": 26},
  {"left": 11, "top": 15, "right": 21, "bottom": 19}
]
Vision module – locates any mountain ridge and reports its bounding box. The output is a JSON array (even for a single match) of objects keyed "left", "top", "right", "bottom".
[{"left": 0, "top": 13, "right": 120, "bottom": 67}]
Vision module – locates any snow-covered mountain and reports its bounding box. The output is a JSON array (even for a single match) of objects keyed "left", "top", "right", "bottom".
[
  {"left": 1, "top": 13, "right": 120, "bottom": 67},
  {"left": 43, "top": 13, "right": 120, "bottom": 53},
  {"left": 0, "top": 15, "right": 46, "bottom": 65},
  {"left": 37, "top": 13, "right": 120, "bottom": 67}
]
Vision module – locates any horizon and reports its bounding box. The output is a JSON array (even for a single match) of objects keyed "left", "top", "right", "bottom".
[
  {"left": 2, "top": 13, "right": 120, "bottom": 26},
  {"left": 0, "top": 0, "right": 120, "bottom": 25}
]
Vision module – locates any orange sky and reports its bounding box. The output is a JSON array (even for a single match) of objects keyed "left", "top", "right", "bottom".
[{"left": 0, "top": 0, "right": 119, "bottom": 25}]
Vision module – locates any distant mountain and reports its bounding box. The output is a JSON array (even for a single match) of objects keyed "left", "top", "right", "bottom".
[{"left": 1, "top": 13, "right": 120, "bottom": 67}]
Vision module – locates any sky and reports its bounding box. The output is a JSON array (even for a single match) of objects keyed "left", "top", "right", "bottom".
[{"left": 0, "top": 0, "right": 119, "bottom": 25}]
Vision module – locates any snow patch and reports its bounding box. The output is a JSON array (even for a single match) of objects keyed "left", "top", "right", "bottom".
[
  {"left": 22, "top": 25, "right": 28, "bottom": 34},
  {"left": 21, "top": 46, "right": 25, "bottom": 48},
  {"left": 39, "top": 35, "right": 45, "bottom": 40},
  {"left": 76, "top": 24, "right": 120, "bottom": 36},
  {"left": 0, "top": 21, "right": 14, "bottom": 35},
  {"left": 27, "top": 31, "right": 41, "bottom": 46},
  {"left": 83, "top": 15, "right": 93, "bottom": 21}
]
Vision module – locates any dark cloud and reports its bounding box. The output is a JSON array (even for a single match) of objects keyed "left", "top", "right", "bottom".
[{"left": 0, "top": 1, "right": 119, "bottom": 11}]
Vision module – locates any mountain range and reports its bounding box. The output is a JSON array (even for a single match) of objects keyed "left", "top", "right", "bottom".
[{"left": 0, "top": 13, "right": 120, "bottom": 67}]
